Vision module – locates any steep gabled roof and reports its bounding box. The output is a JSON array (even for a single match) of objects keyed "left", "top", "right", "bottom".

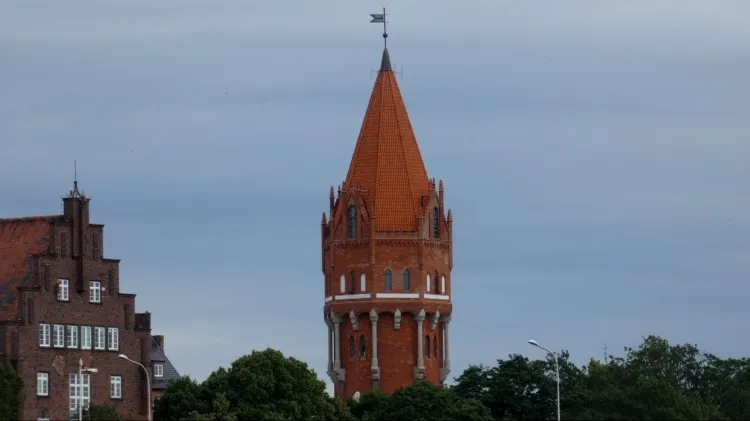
[
  {"left": 151, "top": 336, "right": 181, "bottom": 389},
  {"left": 343, "top": 48, "right": 430, "bottom": 232},
  {"left": 0, "top": 216, "right": 58, "bottom": 320}
]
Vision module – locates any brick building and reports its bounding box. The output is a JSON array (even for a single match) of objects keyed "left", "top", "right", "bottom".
[
  {"left": 322, "top": 46, "right": 453, "bottom": 399},
  {"left": 0, "top": 183, "right": 153, "bottom": 420}
]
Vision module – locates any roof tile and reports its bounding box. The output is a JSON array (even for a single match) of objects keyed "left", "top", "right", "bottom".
[{"left": 343, "top": 48, "right": 430, "bottom": 231}]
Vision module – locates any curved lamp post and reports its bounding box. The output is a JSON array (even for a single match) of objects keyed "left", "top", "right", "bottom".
[
  {"left": 119, "top": 354, "right": 152, "bottom": 421},
  {"left": 528, "top": 339, "right": 560, "bottom": 421}
]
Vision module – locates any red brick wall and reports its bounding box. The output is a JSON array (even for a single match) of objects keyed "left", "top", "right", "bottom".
[
  {"left": 7, "top": 205, "right": 150, "bottom": 420},
  {"left": 323, "top": 188, "right": 453, "bottom": 399}
]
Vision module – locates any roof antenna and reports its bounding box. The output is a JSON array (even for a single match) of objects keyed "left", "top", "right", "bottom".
[
  {"left": 370, "top": 7, "right": 388, "bottom": 49},
  {"left": 68, "top": 159, "right": 84, "bottom": 199}
]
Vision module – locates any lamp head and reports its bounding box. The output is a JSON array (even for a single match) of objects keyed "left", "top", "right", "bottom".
[
  {"left": 118, "top": 354, "right": 128, "bottom": 360},
  {"left": 528, "top": 340, "right": 538, "bottom": 346}
]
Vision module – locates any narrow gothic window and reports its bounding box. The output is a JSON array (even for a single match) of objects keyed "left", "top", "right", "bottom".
[
  {"left": 434, "top": 271, "right": 440, "bottom": 293},
  {"left": 434, "top": 335, "right": 438, "bottom": 358},
  {"left": 433, "top": 207, "right": 439, "bottom": 238},
  {"left": 385, "top": 269, "right": 392, "bottom": 292},
  {"left": 360, "top": 335, "right": 367, "bottom": 358},
  {"left": 349, "top": 336, "right": 355, "bottom": 358},
  {"left": 350, "top": 271, "right": 356, "bottom": 293},
  {"left": 425, "top": 335, "right": 431, "bottom": 358},
  {"left": 347, "top": 206, "right": 357, "bottom": 240},
  {"left": 403, "top": 270, "right": 411, "bottom": 292}
]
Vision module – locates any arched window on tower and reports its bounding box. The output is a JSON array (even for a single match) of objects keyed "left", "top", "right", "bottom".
[
  {"left": 434, "top": 335, "right": 438, "bottom": 359},
  {"left": 360, "top": 335, "right": 367, "bottom": 358},
  {"left": 403, "top": 269, "right": 411, "bottom": 292},
  {"left": 433, "top": 207, "right": 440, "bottom": 239},
  {"left": 347, "top": 206, "right": 357, "bottom": 240},
  {"left": 434, "top": 271, "right": 440, "bottom": 293},
  {"left": 385, "top": 269, "right": 392, "bottom": 292},
  {"left": 350, "top": 271, "right": 356, "bottom": 293},
  {"left": 349, "top": 336, "right": 355, "bottom": 359},
  {"left": 360, "top": 273, "right": 367, "bottom": 292},
  {"left": 425, "top": 335, "right": 431, "bottom": 358},
  {"left": 426, "top": 274, "right": 431, "bottom": 292}
]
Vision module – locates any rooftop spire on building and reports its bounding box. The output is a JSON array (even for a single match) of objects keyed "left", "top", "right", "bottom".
[
  {"left": 67, "top": 160, "right": 86, "bottom": 199},
  {"left": 342, "top": 14, "right": 429, "bottom": 231}
]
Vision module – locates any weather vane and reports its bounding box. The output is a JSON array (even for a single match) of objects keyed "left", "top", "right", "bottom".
[{"left": 370, "top": 7, "right": 388, "bottom": 48}]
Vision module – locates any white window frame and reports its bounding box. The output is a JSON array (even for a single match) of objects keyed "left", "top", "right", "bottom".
[
  {"left": 339, "top": 275, "right": 345, "bottom": 293},
  {"left": 57, "top": 278, "right": 69, "bottom": 301},
  {"left": 107, "top": 327, "right": 119, "bottom": 351},
  {"left": 89, "top": 280, "right": 101, "bottom": 303},
  {"left": 53, "top": 324, "right": 65, "bottom": 348},
  {"left": 110, "top": 375, "right": 122, "bottom": 399},
  {"left": 360, "top": 273, "right": 366, "bottom": 292},
  {"left": 441, "top": 275, "right": 446, "bottom": 293},
  {"left": 37, "top": 418, "right": 50, "bottom": 421},
  {"left": 93, "top": 327, "right": 106, "bottom": 350},
  {"left": 36, "top": 372, "right": 49, "bottom": 396},
  {"left": 39, "top": 323, "right": 51, "bottom": 347},
  {"left": 80, "top": 326, "right": 92, "bottom": 350},
  {"left": 69, "top": 373, "right": 91, "bottom": 412},
  {"left": 67, "top": 325, "right": 78, "bottom": 348},
  {"left": 154, "top": 363, "right": 164, "bottom": 378}
]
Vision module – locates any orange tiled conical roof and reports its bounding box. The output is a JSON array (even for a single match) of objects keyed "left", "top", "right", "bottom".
[{"left": 344, "top": 48, "right": 430, "bottom": 232}]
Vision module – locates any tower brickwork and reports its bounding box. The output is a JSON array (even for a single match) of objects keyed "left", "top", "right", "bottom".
[{"left": 322, "top": 48, "right": 454, "bottom": 399}]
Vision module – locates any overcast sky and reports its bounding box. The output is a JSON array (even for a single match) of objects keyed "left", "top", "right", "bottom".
[{"left": 1, "top": 0, "right": 749, "bottom": 389}]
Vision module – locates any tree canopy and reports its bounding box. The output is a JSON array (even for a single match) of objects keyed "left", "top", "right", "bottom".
[
  {"left": 153, "top": 336, "right": 750, "bottom": 421},
  {"left": 0, "top": 359, "right": 23, "bottom": 421},
  {"left": 153, "top": 348, "right": 353, "bottom": 421}
]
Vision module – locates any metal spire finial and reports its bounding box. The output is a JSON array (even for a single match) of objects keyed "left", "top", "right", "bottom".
[
  {"left": 370, "top": 7, "right": 388, "bottom": 49},
  {"left": 68, "top": 160, "right": 85, "bottom": 199}
]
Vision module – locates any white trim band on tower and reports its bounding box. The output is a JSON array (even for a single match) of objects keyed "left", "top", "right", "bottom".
[
  {"left": 375, "top": 293, "right": 420, "bottom": 299},
  {"left": 334, "top": 293, "right": 372, "bottom": 300},
  {"left": 325, "top": 296, "right": 333, "bottom": 302},
  {"left": 423, "top": 294, "right": 450, "bottom": 300}
]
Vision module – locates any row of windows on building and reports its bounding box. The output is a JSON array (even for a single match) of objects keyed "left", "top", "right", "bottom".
[
  {"left": 348, "top": 334, "right": 440, "bottom": 359},
  {"left": 35, "top": 372, "right": 120, "bottom": 406},
  {"left": 39, "top": 323, "right": 119, "bottom": 351},
  {"left": 328, "top": 269, "right": 447, "bottom": 295},
  {"left": 347, "top": 206, "right": 441, "bottom": 239},
  {"left": 54, "top": 278, "right": 105, "bottom": 303}
]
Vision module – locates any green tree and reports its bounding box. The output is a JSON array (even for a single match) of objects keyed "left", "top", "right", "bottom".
[
  {"left": 154, "top": 376, "right": 209, "bottom": 420},
  {"left": 83, "top": 404, "right": 124, "bottom": 421},
  {"left": 0, "top": 359, "right": 23, "bottom": 421},
  {"left": 351, "top": 380, "right": 493, "bottom": 421},
  {"left": 154, "top": 348, "right": 353, "bottom": 421},
  {"left": 452, "top": 353, "right": 581, "bottom": 420}
]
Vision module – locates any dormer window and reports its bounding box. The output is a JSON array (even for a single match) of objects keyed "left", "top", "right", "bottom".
[
  {"left": 432, "top": 207, "right": 439, "bottom": 238},
  {"left": 403, "top": 270, "right": 411, "bottom": 292},
  {"left": 154, "top": 363, "right": 164, "bottom": 378},
  {"left": 385, "top": 269, "right": 392, "bottom": 292},
  {"left": 347, "top": 206, "right": 357, "bottom": 240}
]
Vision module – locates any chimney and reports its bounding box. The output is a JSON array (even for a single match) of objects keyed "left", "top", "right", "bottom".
[{"left": 154, "top": 335, "right": 165, "bottom": 350}]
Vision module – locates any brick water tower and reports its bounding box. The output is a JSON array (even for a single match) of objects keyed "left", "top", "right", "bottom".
[{"left": 321, "top": 42, "right": 454, "bottom": 399}]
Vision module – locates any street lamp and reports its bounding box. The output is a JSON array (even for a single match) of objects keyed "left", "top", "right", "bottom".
[
  {"left": 78, "top": 358, "right": 98, "bottom": 421},
  {"left": 528, "top": 340, "right": 560, "bottom": 421},
  {"left": 119, "top": 354, "right": 152, "bottom": 421}
]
